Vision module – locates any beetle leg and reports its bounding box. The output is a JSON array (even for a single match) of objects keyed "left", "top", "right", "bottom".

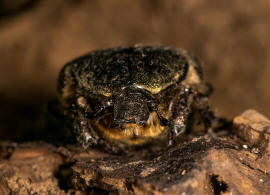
[
  {"left": 169, "top": 87, "right": 192, "bottom": 140},
  {"left": 193, "top": 94, "right": 213, "bottom": 132},
  {"left": 193, "top": 94, "right": 229, "bottom": 133},
  {"left": 72, "top": 97, "right": 99, "bottom": 148},
  {"left": 85, "top": 99, "right": 113, "bottom": 119}
]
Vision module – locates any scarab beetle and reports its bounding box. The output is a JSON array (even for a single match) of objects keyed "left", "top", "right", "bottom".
[{"left": 57, "top": 45, "right": 217, "bottom": 152}]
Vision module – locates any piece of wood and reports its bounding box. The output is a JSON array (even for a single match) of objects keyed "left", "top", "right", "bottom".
[
  {"left": 233, "top": 109, "right": 270, "bottom": 151},
  {"left": 0, "top": 110, "right": 270, "bottom": 194}
]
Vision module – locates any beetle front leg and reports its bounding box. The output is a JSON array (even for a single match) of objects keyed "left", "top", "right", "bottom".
[
  {"left": 168, "top": 87, "right": 192, "bottom": 144},
  {"left": 72, "top": 96, "right": 98, "bottom": 149}
]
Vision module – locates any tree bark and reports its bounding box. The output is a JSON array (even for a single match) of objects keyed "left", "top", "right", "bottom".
[{"left": 0, "top": 109, "right": 270, "bottom": 194}]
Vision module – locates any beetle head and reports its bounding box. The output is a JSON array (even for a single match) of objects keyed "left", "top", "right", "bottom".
[{"left": 113, "top": 86, "right": 152, "bottom": 125}]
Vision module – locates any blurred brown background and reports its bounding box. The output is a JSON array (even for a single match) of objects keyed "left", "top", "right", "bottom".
[{"left": 0, "top": 0, "right": 269, "bottom": 140}]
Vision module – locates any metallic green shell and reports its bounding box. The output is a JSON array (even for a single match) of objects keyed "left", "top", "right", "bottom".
[{"left": 58, "top": 46, "right": 190, "bottom": 98}]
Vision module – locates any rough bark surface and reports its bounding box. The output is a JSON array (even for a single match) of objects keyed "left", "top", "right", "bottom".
[{"left": 0, "top": 109, "right": 270, "bottom": 195}]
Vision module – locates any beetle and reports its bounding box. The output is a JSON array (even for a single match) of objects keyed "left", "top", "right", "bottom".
[{"left": 56, "top": 45, "right": 218, "bottom": 152}]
